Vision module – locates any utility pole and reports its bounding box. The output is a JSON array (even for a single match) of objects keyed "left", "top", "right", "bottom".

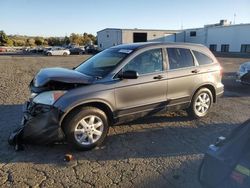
[{"left": 233, "top": 13, "right": 236, "bottom": 24}]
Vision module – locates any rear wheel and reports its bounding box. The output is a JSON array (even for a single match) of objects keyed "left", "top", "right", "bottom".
[
  {"left": 47, "top": 52, "right": 52, "bottom": 56},
  {"left": 187, "top": 88, "right": 213, "bottom": 118},
  {"left": 63, "top": 107, "right": 109, "bottom": 150},
  {"left": 63, "top": 52, "right": 68, "bottom": 56}
]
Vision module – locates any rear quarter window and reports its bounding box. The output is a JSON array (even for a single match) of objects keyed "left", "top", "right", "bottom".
[{"left": 193, "top": 51, "right": 213, "bottom": 65}]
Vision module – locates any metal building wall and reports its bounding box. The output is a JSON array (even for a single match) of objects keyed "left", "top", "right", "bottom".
[
  {"left": 97, "top": 24, "right": 250, "bottom": 52},
  {"left": 121, "top": 30, "right": 177, "bottom": 43},
  {"left": 97, "top": 29, "right": 122, "bottom": 50},
  {"left": 206, "top": 24, "right": 250, "bottom": 52},
  {"left": 184, "top": 24, "right": 250, "bottom": 52}
]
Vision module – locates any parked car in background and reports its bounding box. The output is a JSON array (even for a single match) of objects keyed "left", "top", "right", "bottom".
[
  {"left": 69, "top": 46, "right": 85, "bottom": 55},
  {"left": 22, "top": 47, "right": 30, "bottom": 53},
  {"left": 46, "top": 47, "right": 70, "bottom": 56},
  {"left": 28, "top": 46, "right": 44, "bottom": 53},
  {"left": 43, "top": 47, "right": 52, "bottom": 54},
  {"left": 85, "top": 45, "right": 100, "bottom": 54},
  {"left": 236, "top": 62, "right": 250, "bottom": 85},
  {"left": 0, "top": 47, "right": 7, "bottom": 52},
  {"left": 9, "top": 42, "right": 224, "bottom": 151}
]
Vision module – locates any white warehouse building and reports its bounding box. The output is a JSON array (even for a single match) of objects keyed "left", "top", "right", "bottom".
[
  {"left": 97, "top": 28, "right": 183, "bottom": 50},
  {"left": 97, "top": 20, "right": 250, "bottom": 53}
]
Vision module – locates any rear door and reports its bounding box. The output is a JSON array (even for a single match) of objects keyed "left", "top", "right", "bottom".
[
  {"left": 115, "top": 48, "right": 167, "bottom": 117},
  {"left": 166, "top": 47, "right": 199, "bottom": 107}
]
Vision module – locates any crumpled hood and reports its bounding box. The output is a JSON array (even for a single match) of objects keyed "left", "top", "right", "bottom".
[{"left": 33, "top": 67, "right": 93, "bottom": 87}]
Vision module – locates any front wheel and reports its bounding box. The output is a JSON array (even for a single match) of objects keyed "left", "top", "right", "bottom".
[
  {"left": 187, "top": 88, "right": 213, "bottom": 118},
  {"left": 63, "top": 107, "right": 109, "bottom": 150}
]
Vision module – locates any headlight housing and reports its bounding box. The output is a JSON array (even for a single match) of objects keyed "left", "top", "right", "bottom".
[{"left": 33, "top": 91, "right": 66, "bottom": 105}]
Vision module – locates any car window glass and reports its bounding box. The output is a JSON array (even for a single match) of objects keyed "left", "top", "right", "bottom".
[
  {"left": 75, "top": 48, "right": 129, "bottom": 77},
  {"left": 193, "top": 50, "right": 213, "bottom": 65},
  {"left": 123, "top": 49, "right": 163, "bottom": 75},
  {"left": 167, "top": 48, "right": 194, "bottom": 70}
]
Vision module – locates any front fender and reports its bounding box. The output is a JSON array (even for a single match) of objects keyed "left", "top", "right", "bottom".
[{"left": 54, "top": 88, "right": 115, "bottom": 125}]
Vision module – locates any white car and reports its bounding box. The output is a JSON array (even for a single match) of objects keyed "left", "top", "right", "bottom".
[
  {"left": 46, "top": 47, "right": 70, "bottom": 56},
  {"left": 236, "top": 62, "right": 250, "bottom": 85}
]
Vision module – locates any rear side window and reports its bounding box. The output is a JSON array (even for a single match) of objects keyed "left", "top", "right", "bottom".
[
  {"left": 193, "top": 51, "right": 213, "bottom": 65},
  {"left": 167, "top": 48, "right": 194, "bottom": 70}
]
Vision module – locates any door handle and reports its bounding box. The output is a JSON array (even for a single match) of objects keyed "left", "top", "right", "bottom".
[
  {"left": 153, "top": 75, "right": 164, "bottom": 79},
  {"left": 191, "top": 69, "right": 200, "bottom": 74}
]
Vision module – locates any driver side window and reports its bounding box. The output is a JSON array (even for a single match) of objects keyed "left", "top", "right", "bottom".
[{"left": 123, "top": 48, "right": 163, "bottom": 75}]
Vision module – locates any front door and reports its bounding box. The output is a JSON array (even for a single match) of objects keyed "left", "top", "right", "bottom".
[{"left": 115, "top": 48, "right": 167, "bottom": 118}]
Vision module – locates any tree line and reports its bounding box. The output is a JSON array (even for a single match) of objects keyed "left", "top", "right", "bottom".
[{"left": 0, "top": 30, "right": 97, "bottom": 47}]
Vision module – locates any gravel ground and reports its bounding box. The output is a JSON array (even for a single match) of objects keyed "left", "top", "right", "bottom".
[{"left": 0, "top": 54, "right": 250, "bottom": 188}]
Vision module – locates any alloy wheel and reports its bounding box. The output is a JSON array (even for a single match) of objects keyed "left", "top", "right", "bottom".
[
  {"left": 194, "top": 92, "right": 211, "bottom": 116},
  {"left": 74, "top": 115, "right": 104, "bottom": 145}
]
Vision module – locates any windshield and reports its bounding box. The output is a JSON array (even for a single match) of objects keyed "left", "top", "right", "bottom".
[{"left": 75, "top": 48, "right": 131, "bottom": 78}]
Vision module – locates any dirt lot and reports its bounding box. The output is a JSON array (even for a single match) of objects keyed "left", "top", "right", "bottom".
[{"left": 0, "top": 54, "right": 250, "bottom": 188}]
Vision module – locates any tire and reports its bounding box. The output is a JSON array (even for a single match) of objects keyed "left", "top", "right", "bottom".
[
  {"left": 79, "top": 51, "right": 84, "bottom": 55},
  {"left": 47, "top": 52, "right": 52, "bottom": 56},
  {"left": 63, "top": 107, "right": 109, "bottom": 150},
  {"left": 187, "top": 88, "right": 213, "bottom": 118},
  {"left": 63, "top": 52, "right": 68, "bottom": 56}
]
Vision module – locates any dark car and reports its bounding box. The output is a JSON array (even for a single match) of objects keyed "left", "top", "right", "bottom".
[
  {"left": 9, "top": 42, "right": 224, "bottom": 150},
  {"left": 29, "top": 46, "right": 44, "bottom": 53},
  {"left": 85, "top": 45, "right": 100, "bottom": 54},
  {"left": 69, "top": 47, "right": 85, "bottom": 55},
  {"left": 236, "top": 62, "right": 250, "bottom": 85}
]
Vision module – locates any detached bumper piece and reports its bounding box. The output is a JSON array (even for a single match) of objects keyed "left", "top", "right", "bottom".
[
  {"left": 8, "top": 101, "right": 65, "bottom": 149},
  {"left": 199, "top": 119, "right": 250, "bottom": 188}
]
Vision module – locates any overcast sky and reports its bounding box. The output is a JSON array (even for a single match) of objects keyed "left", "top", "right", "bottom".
[{"left": 1, "top": 0, "right": 250, "bottom": 37}]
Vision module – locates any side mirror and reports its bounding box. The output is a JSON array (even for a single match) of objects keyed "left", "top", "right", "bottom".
[{"left": 119, "top": 70, "right": 139, "bottom": 79}]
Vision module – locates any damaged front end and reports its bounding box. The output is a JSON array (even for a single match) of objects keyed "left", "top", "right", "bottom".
[
  {"left": 236, "top": 62, "right": 250, "bottom": 85},
  {"left": 8, "top": 67, "right": 93, "bottom": 149},
  {"left": 236, "top": 71, "right": 250, "bottom": 85},
  {"left": 8, "top": 101, "right": 65, "bottom": 146}
]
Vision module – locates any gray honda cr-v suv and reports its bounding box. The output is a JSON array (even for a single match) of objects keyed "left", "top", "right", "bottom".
[{"left": 9, "top": 42, "right": 224, "bottom": 150}]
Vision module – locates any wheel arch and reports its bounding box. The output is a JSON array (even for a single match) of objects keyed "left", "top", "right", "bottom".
[
  {"left": 192, "top": 84, "right": 216, "bottom": 103},
  {"left": 60, "top": 101, "right": 114, "bottom": 128}
]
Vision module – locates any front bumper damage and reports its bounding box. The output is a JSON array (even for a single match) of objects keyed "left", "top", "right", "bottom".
[{"left": 8, "top": 101, "right": 65, "bottom": 147}]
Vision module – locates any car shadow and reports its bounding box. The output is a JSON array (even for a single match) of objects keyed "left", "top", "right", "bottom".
[{"left": 0, "top": 104, "right": 238, "bottom": 166}]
